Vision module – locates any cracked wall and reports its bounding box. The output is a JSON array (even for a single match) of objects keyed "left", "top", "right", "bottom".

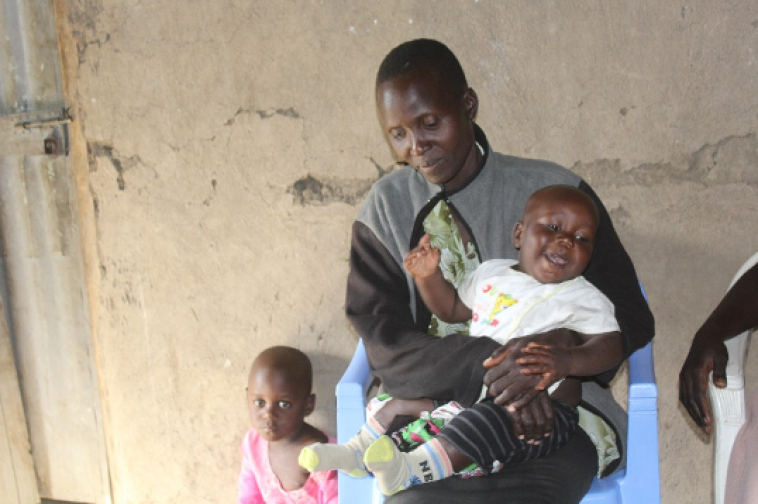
[{"left": 59, "top": 1, "right": 758, "bottom": 502}]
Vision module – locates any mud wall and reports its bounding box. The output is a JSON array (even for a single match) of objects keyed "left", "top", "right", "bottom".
[{"left": 60, "top": 1, "right": 758, "bottom": 502}]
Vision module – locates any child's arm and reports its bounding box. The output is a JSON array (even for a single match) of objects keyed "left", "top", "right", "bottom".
[
  {"left": 404, "top": 234, "right": 472, "bottom": 323},
  {"left": 514, "top": 332, "right": 624, "bottom": 390}
]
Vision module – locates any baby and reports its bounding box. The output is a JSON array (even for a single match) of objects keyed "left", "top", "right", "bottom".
[
  {"left": 302, "top": 185, "right": 623, "bottom": 495},
  {"left": 239, "top": 346, "right": 337, "bottom": 503}
]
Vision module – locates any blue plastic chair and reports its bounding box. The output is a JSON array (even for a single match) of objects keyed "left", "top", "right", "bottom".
[{"left": 335, "top": 288, "right": 660, "bottom": 503}]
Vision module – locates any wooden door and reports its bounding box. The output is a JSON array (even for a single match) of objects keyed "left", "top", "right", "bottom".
[{"left": 0, "top": 0, "right": 110, "bottom": 502}]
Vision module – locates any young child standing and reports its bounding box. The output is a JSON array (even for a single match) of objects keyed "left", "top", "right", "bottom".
[
  {"left": 239, "top": 346, "right": 337, "bottom": 503},
  {"left": 301, "top": 185, "right": 624, "bottom": 495}
]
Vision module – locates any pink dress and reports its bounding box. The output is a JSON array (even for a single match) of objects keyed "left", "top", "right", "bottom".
[{"left": 237, "top": 429, "right": 338, "bottom": 504}]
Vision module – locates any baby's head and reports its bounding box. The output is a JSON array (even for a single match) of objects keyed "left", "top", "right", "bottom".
[
  {"left": 512, "top": 185, "right": 599, "bottom": 284},
  {"left": 247, "top": 346, "right": 315, "bottom": 442}
]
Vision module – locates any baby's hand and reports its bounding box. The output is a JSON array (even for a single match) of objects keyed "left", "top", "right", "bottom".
[
  {"left": 404, "top": 234, "right": 441, "bottom": 279},
  {"left": 516, "top": 343, "right": 572, "bottom": 391}
]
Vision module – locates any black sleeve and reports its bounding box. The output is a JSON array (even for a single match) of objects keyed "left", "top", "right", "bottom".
[
  {"left": 578, "top": 181, "right": 656, "bottom": 383},
  {"left": 345, "top": 220, "right": 499, "bottom": 406}
]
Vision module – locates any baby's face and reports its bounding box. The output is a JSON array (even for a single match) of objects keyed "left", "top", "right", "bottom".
[
  {"left": 247, "top": 365, "right": 312, "bottom": 443},
  {"left": 512, "top": 195, "right": 597, "bottom": 284}
]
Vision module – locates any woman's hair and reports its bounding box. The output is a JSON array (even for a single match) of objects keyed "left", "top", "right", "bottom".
[{"left": 376, "top": 38, "right": 468, "bottom": 96}]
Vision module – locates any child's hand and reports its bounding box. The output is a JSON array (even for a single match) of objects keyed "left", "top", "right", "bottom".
[
  {"left": 404, "top": 234, "right": 441, "bottom": 279},
  {"left": 516, "top": 343, "right": 572, "bottom": 391}
]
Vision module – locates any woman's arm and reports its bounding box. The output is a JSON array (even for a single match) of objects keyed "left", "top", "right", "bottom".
[{"left": 347, "top": 221, "right": 498, "bottom": 405}]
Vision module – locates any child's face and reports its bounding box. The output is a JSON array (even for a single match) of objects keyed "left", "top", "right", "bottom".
[
  {"left": 512, "top": 194, "right": 597, "bottom": 284},
  {"left": 376, "top": 67, "right": 479, "bottom": 192},
  {"left": 247, "top": 365, "right": 314, "bottom": 443}
]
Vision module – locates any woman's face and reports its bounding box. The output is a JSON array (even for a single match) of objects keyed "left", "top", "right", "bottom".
[{"left": 376, "top": 67, "right": 480, "bottom": 192}]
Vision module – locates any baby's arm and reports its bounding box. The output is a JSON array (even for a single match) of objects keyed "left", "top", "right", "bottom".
[
  {"left": 404, "top": 234, "right": 472, "bottom": 323},
  {"left": 514, "top": 332, "right": 624, "bottom": 390}
]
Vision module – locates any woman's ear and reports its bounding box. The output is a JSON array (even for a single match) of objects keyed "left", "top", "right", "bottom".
[
  {"left": 512, "top": 221, "right": 524, "bottom": 250},
  {"left": 463, "top": 87, "right": 479, "bottom": 121}
]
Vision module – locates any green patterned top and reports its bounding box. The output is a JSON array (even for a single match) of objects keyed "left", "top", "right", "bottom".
[{"left": 423, "top": 199, "right": 480, "bottom": 337}]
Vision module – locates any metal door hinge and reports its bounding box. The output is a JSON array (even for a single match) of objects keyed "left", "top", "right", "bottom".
[{"left": 1, "top": 108, "right": 72, "bottom": 157}]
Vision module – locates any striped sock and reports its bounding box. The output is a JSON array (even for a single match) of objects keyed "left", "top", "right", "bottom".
[
  {"left": 363, "top": 436, "right": 453, "bottom": 495},
  {"left": 299, "top": 415, "right": 384, "bottom": 478}
]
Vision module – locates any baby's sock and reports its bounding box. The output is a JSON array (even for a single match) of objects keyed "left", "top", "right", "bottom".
[
  {"left": 363, "top": 436, "right": 454, "bottom": 495},
  {"left": 298, "top": 415, "right": 384, "bottom": 478}
]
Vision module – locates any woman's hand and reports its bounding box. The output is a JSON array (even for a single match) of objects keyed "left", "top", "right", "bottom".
[
  {"left": 483, "top": 329, "right": 579, "bottom": 409},
  {"left": 679, "top": 332, "right": 729, "bottom": 435},
  {"left": 506, "top": 390, "right": 554, "bottom": 443}
]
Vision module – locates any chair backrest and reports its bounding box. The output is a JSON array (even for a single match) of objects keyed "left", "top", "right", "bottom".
[{"left": 709, "top": 252, "right": 758, "bottom": 504}]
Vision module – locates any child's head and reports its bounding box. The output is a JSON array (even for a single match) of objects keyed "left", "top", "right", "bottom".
[
  {"left": 512, "top": 185, "right": 599, "bottom": 284},
  {"left": 375, "top": 39, "right": 480, "bottom": 190},
  {"left": 247, "top": 346, "right": 315, "bottom": 442}
]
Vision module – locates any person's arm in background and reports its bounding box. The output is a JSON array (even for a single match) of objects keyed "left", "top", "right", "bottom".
[{"left": 679, "top": 261, "right": 758, "bottom": 434}]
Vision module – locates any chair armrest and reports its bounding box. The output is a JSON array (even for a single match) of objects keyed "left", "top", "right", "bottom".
[
  {"left": 620, "top": 341, "right": 660, "bottom": 503},
  {"left": 335, "top": 339, "right": 379, "bottom": 503},
  {"left": 336, "top": 339, "right": 373, "bottom": 442},
  {"left": 628, "top": 342, "right": 657, "bottom": 408},
  {"left": 629, "top": 283, "right": 657, "bottom": 415},
  {"left": 617, "top": 281, "right": 662, "bottom": 503}
]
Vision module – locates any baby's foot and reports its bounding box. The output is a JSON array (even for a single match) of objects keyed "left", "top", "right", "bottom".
[
  {"left": 299, "top": 443, "right": 368, "bottom": 478},
  {"left": 364, "top": 436, "right": 454, "bottom": 495},
  {"left": 363, "top": 436, "right": 410, "bottom": 495}
]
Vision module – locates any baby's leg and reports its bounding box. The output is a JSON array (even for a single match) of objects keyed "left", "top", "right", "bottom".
[
  {"left": 364, "top": 399, "right": 578, "bottom": 495},
  {"left": 438, "top": 399, "right": 579, "bottom": 471},
  {"left": 298, "top": 396, "right": 433, "bottom": 477},
  {"left": 364, "top": 436, "right": 458, "bottom": 495}
]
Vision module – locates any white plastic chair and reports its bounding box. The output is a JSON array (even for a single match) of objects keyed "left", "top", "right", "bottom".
[{"left": 708, "top": 252, "right": 758, "bottom": 504}]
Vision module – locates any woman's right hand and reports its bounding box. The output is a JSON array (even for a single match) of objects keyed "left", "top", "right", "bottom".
[
  {"left": 506, "top": 390, "right": 555, "bottom": 443},
  {"left": 679, "top": 332, "right": 729, "bottom": 435}
]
